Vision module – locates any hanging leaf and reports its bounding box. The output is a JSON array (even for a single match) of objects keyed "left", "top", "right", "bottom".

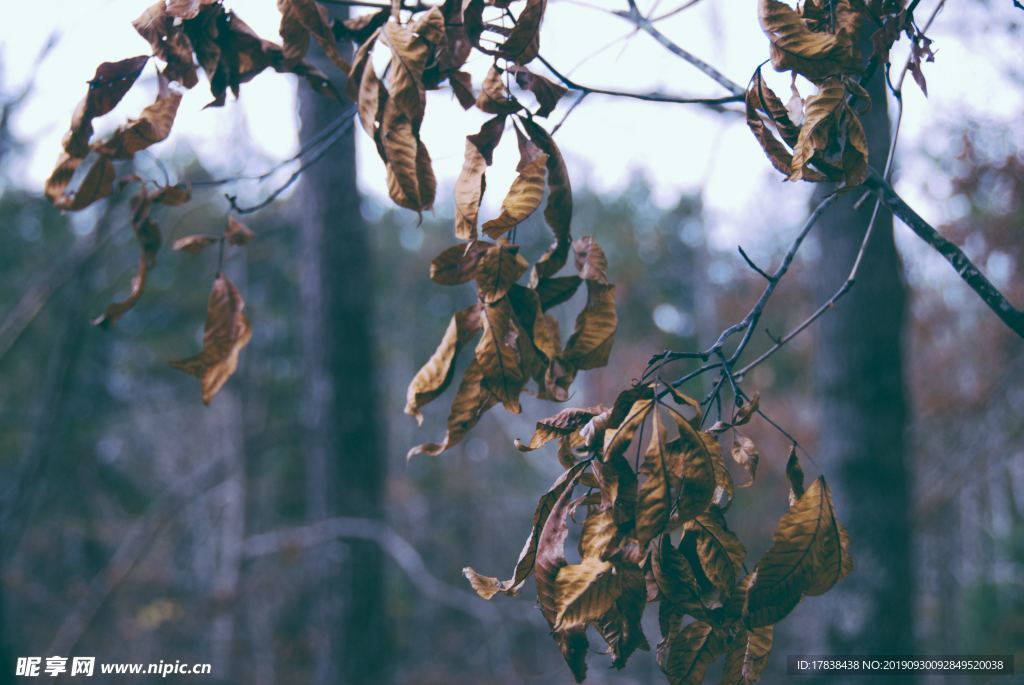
[
  {"left": 225, "top": 216, "right": 255, "bottom": 245},
  {"left": 475, "top": 243, "right": 529, "bottom": 303},
  {"left": 481, "top": 145, "right": 547, "bottom": 239},
  {"left": 405, "top": 303, "right": 483, "bottom": 424},
  {"left": 515, "top": 406, "right": 606, "bottom": 452},
  {"left": 464, "top": 460, "right": 588, "bottom": 599},
  {"left": 93, "top": 74, "right": 183, "bottom": 159},
  {"left": 758, "top": 0, "right": 859, "bottom": 82},
  {"left": 731, "top": 433, "right": 759, "bottom": 487},
  {"left": 476, "top": 65, "right": 522, "bottom": 115},
  {"left": 744, "top": 477, "right": 853, "bottom": 627},
  {"left": 509, "top": 64, "right": 567, "bottom": 117},
  {"left": 732, "top": 392, "right": 760, "bottom": 426},
  {"left": 44, "top": 154, "right": 116, "bottom": 211},
  {"left": 521, "top": 118, "right": 572, "bottom": 280},
  {"left": 659, "top": 620, "right": 725, "bottom": 685},
  {"left": 687, "top": 510, "right": 746, "bottom": 598},
  {"left": 785, "top": 445, "right": 805, "bottom": 507},
  {"left": 553, "top": 557, "right": 623, "bottom": 630},
  {"left": 406, "top": 358, "right": 498, "bottom": 459},
  {"left": 636, "top": 407, "right": 672, "bottom": 548},
  {"left": 173, "top": 234, "right": 219, "bottom": 255},
  {"left": 500, "top": 0, "right": 546, "bottom": 64},
  {"left": 169, "top": 275, "right": 252, "bottom": 404},
  {"left": 455, "top": 116, "right": 506, "bottom": 239},
  {"left": 788, "top": 77, "right": 845, "bottom": 181},
  {"left": 429, "top": 240, "right": 493, "bottom": 285},
  {"left": 277, "top": 0, "right": 352, "bottom": 72},
  {"left": 475, "top": 299, "right": 532, "bottom": 412},
  {"left": 63, "top": 55, "right": 151, "bottom": 157}
]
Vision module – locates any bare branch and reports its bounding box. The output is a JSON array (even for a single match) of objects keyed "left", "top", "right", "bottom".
[
  {"left": 615, "top": 1, "right": 746, "bottom": 97},
  {"left": 866, "top": 171, "right": 1024, "bottom": 337}
]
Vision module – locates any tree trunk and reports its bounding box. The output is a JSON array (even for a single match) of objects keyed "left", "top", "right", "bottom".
[
  {"left": 295, "top": 16, "right": 390, "bottom": 685},
  {"left": 811, "top": 42, "right": 914, "bottom": 681}
]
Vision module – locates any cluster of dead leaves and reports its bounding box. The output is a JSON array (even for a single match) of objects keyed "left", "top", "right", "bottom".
[
  {"left": 44, "top": 0, "right": 371, "bottom": 403},
  {"left": 465, "top": 384, "right": 852, "bottom": 683},
  {"left": 750, "top": 0, "right": 934, "bottom": 187},
  {"left": 348, "top": 0, "right": 566, "bottom": 211}
]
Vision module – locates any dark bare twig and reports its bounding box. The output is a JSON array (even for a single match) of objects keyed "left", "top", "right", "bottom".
[
  {"left": 616, "top": 1, "right": 746, "bottom": 98},
  {"left": 535, "top": 53, "right": 743, "bottom": 108},
  {"left": 865, "top": 170, "right": 1024, "bottom": 337}
]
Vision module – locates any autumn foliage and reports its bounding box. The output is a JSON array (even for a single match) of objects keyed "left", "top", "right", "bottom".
[{"left": 41, "top": 0, "right": 1013, "bottom": 682}]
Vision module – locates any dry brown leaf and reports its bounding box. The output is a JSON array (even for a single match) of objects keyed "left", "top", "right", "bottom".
[
  {"left": 404, "top": 303, "right": 483, "bottom": 424},
  {"left": 429, "top": 240, "right": 493, "bottom": 285},
  {"left": 744, "top": 477, "right": 853, "bottom": 626},
  {"left": 464, "top": 460, "right": 589, "bottom": 599},
  {"left": 481, "top": 147, "right": 547, "bottom": 238},
  {"left": 173, "top": 234, "right": 219, "bottom": 255},
  {"left": 475, "top": 243, "right": 529, "bottom": 303},
  {"left": 509, "top": 64, "right": 567, "bottom": 117},
  {"left": 93, "top": 75, "right": 183, "bottom": 159},
  {"left": 169, "top": 274, "right": 253, "bottom": 404},
  {"left": 225, "top": 216, "right": 254, "bottom": 245}
]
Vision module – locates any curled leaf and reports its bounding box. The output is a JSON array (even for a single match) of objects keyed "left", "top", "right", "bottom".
[{"left": 169, "top": 275, "right": 252, "bottom": 404}]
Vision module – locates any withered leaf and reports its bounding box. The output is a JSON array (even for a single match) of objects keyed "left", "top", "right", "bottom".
[
  {"left": 481, "top": 147, "right": 547, "bottom": 238},
  {"left": 731, "top": 433, "right": 759, "bottom": 487},
  {"left": 173, "top": 234, "right": 219, "bottom": 255},
  {"left": 44, "top": 154, "right": 116, "bottom": 212},
  {"left": 636, "top": 407, "right": 672, "bottom": 547},
  {"left": 133, "top": 2, "right": 200, "bottom": 88},
  {"left": 429, "top": 240, "right": 493, "bottom": 285},
  {"left": 500, "top": 0, "right": 545, "bottom": 64},
  {"left": 573, "top": 235, "right": 610, "bottom": 284},
  {"left": 553, "top": 557, "right": 623, "bottom": 630},
  {"left": 788, "top": 78, "right": 845, "bottom": 181},
  {"left": 744, "top": 477, "right": 853, "bottom": 627},
  {"left": 785, "top": 445, "right": 805, "bottom": 507},
  {"left": 515, "top": 406, "right": 606, "bottom": 452},
  {"left": 476, "top": 65, "right": 522, "bottom": 115},
  {"left": 93, "top": 75, "right": 182, "bottom": 160},
  {"left": 225, "top": 216, "right": 254, "bottom": 245},
  {"left": 455, "top": 116, "right": 506, "bottom": 239},
  {"left": 596, "top": 562, "right": 649, "bottom": 668},
  {"left": 405, "top": 303, "right": 483, "bottom": 425},
  {"left": 659, "top": 620, "right": 725, "bottom": 685},
  {"left": 536, "top": 275, "right": 582, "bottom": 311},
  {"left": 758, "top": 0, "right": 859, "bottom": 82},
  {"left": 475, "top": 298, "right": 531, "bottom": 411},
  {"left": 475, "top": 243, "right": 529, "bottom": 303},
  {"left": 169, "top": 274, "right": 252, "bottom": 404},
  {"left": 406, "top": 357, "right": 497, "bottom": 459},
  {"left": 687, "top": 510, "right": 746, "bottom": 598},
  {"left": 509, "top": 64, "right": 566, "bottom": 117},
  {"left": 522, "top": 118, "right": 572, "bottom": 280},
  {"left": 464, "top": 460, "right": 588, "bottom": 599},
  {"left": 563, "top": 281, "right": 616, "bottom": 371},
  {"left": 278, "top": 0, "right": 351, "bottom": 72},
  {"left": 63, "top": 55, "right": 150, "bottom": 157},
  {"left": 92, "top": 256, "right": 150, "bottom": 329},
  {"left": 534, "top": 459, "right": 591, "bottom": 682},
  {"left": 732, "top": 392, "right": 760, "bottom": 426}
]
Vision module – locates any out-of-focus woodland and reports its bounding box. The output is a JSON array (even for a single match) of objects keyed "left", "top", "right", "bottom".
[{"left": 1, "top": 1, "right": 1023, "bottom": 684}]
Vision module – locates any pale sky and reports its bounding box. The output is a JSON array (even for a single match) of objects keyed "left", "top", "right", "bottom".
[{"left": 3, "top": 0, "right": 1022, "bottom": 262}]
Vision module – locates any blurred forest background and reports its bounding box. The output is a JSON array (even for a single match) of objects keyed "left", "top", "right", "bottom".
[{"left": 1, "top": 1, "right": 1023, "bottom": 684}]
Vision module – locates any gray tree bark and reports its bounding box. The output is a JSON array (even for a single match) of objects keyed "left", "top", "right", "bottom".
[
  {"left": 295, "top": 17, "right": 390, "bottom": 685},
  {"left": 811, "top": 44, "right": 915, "bottom": 682}
]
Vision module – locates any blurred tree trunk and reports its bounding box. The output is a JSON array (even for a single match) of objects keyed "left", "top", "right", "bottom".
[
  {"left": 811, "top": 37, "right": 914, "bottom": 681},
  {"left": 296, "top": 9, "right": 390, "bottom": 684}
]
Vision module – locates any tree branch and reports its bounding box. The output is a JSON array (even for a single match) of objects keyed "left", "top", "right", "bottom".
[
  {"left": 866, "top": 170, "right": 1024, "bottom": 337},
  {"left": 615, "top": 1, "right": 746, "bottom": 97}
]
